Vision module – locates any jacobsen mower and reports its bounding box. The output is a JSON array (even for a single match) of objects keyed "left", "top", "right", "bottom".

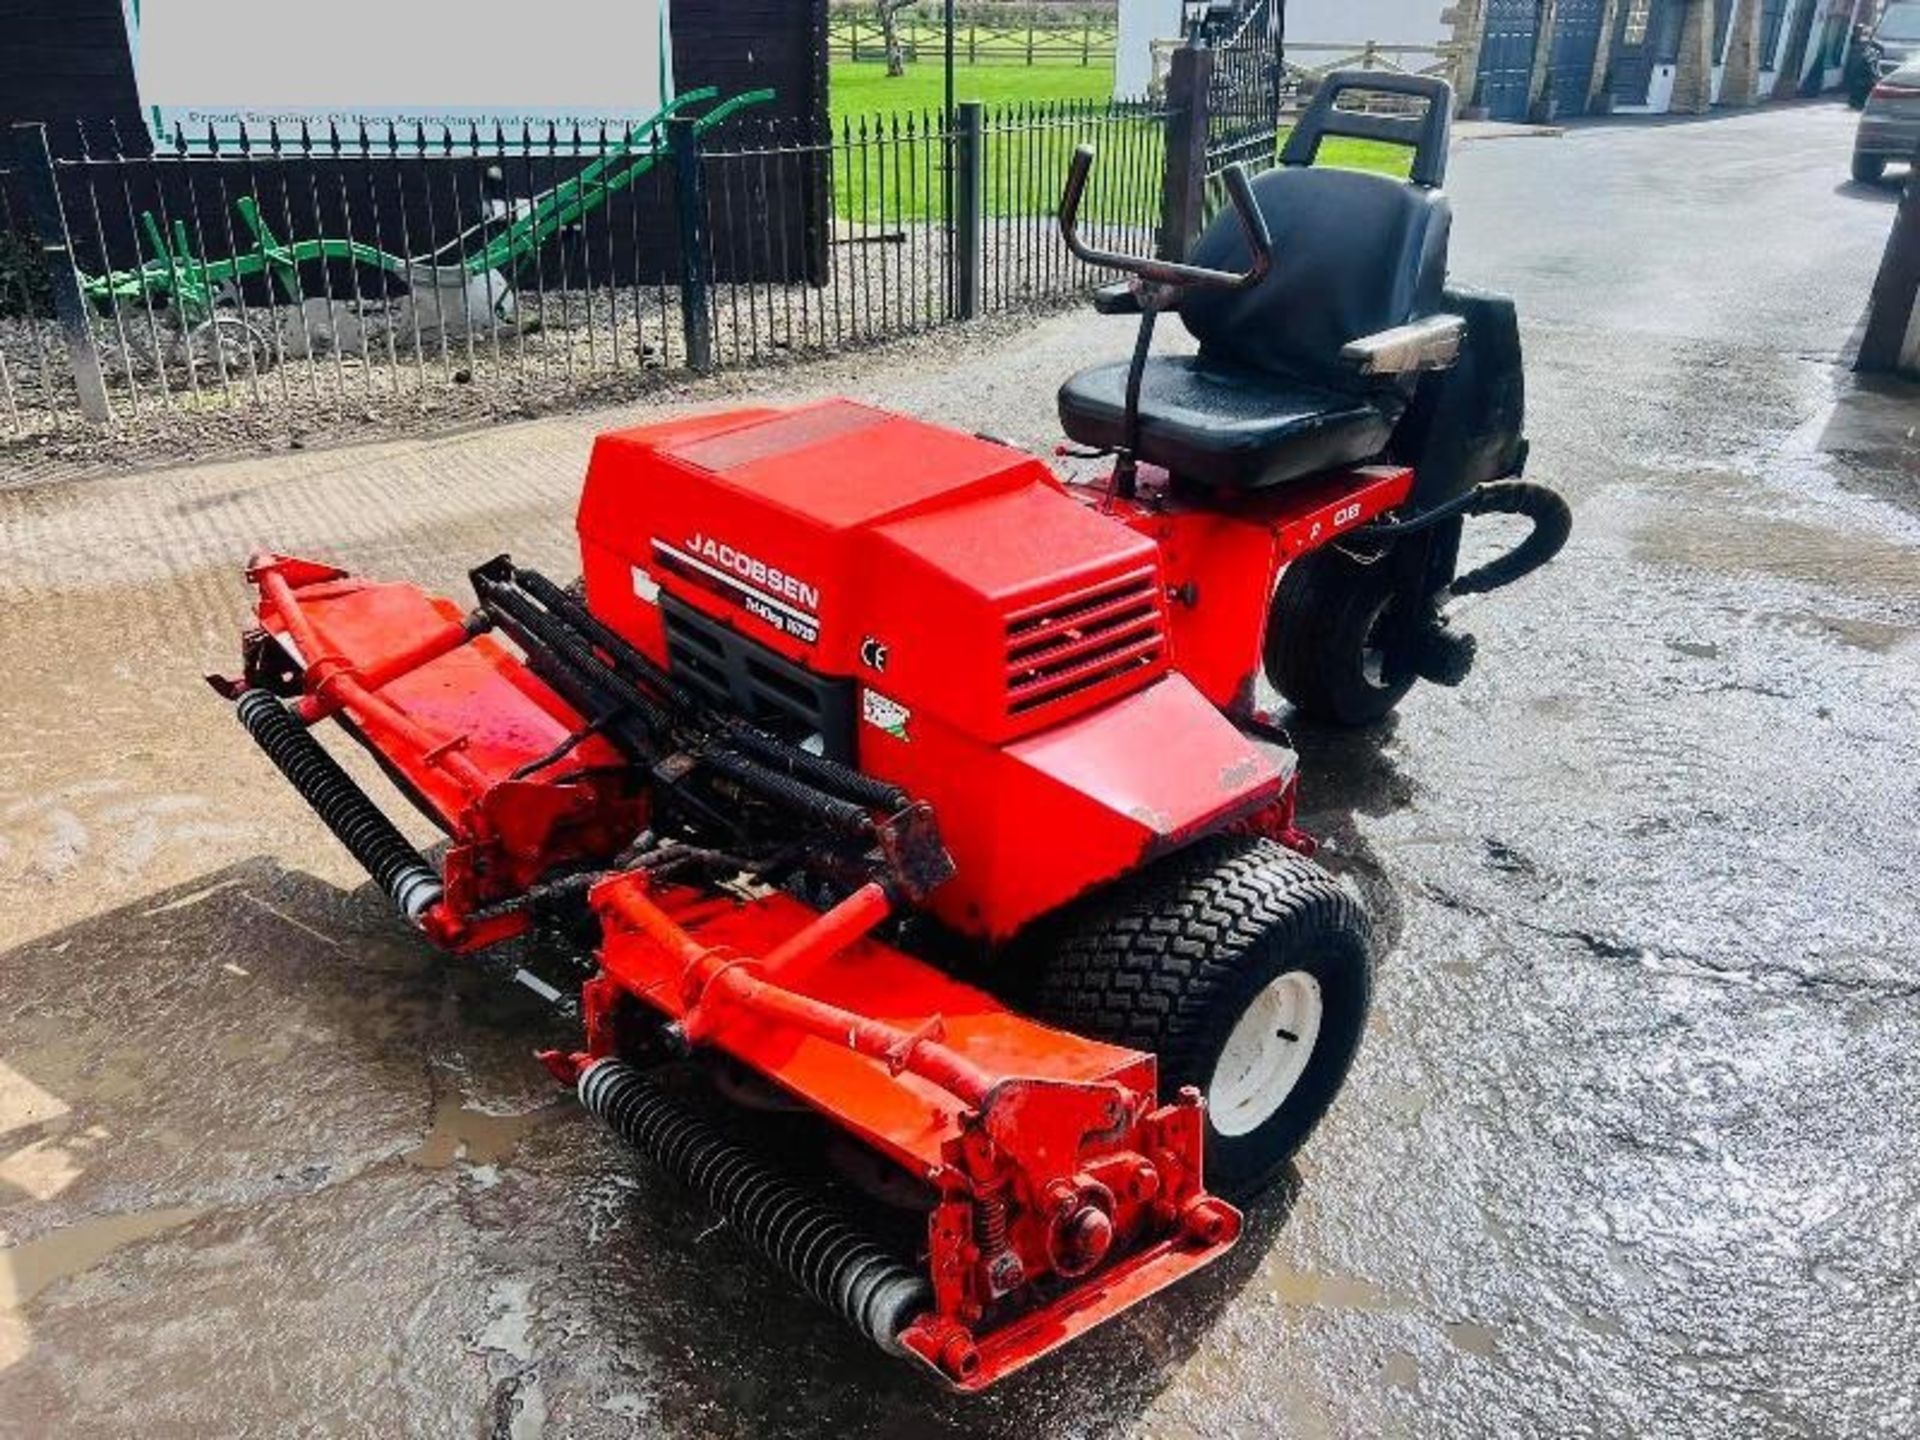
[{"left": 211, "top": 74, "right": 1567, "bottom": 1387}]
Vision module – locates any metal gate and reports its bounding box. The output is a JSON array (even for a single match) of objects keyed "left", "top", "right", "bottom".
[
  {"left": 1477, "top": 0, "right": 1542, "bottom": 122},
  {"left": 1205, "top": 0, "right": 1285, "bottom": 179},
  {"left": 1548, "top": 0, "right": 1606, "bottom": 117}
]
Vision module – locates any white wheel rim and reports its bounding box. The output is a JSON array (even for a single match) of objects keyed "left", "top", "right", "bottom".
[{"left": 1208, "top": 971, "right": 1325, "bottom": 1138}]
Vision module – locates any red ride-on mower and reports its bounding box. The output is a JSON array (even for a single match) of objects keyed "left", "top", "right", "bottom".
[{"left": 211, "top": 73, "right": 1566, "bottom": 1389}]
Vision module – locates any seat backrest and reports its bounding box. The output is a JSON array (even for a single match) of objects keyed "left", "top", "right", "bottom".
[{"left": 1179, "top": 165, "right": 1452, "bottom": 393}]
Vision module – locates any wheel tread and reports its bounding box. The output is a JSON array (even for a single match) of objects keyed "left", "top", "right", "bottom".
[{"left": 1032, "top": 837, "right": 1369, "bottom": 1086}]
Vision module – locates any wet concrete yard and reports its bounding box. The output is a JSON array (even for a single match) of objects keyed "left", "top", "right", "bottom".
[{"left": 3, "top": 102, "right": 1918, "bottom": 1436}]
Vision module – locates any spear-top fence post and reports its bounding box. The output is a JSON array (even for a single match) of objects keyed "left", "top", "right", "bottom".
[
  {"left": 11, "top": 122, "right": 110, "bottom": 423},
  {"left": 669, "top": 116, "right": 714, "bottom": 375},
  {"left": 953, "top": 102, "right": 984, "bottom": 321}
]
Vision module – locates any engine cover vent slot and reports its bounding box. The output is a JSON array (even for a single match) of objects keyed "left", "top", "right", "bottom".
[{"left": 1004, "top": 566, "right": 1167, "bottom": 718}]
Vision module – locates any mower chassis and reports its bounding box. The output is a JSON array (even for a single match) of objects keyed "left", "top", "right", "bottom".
[{"left": 217, "top": 551, "right": 1239, "bottom": 1389}]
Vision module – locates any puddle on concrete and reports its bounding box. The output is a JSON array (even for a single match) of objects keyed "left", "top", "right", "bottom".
[
  {"left": 1606, "top": 1242, "right": 1659, "bottom": 1295},
  {"left": 1380, "top": 1350, "right": 1421, "bottom": 1390},
  {"left": 405, "top": 1098, "right": 553, "bottom": 1170},
  {"left": 0, "top": 1206, "right": 204, "bottom": 1310},
  {"left": 1264, "top": 1266, "right": 1413, "bottom": 1314},
  {"left": 1668, "top": 638, "right": 1721, "bottom": 659},
  {"left": 1576, "top": 1309, "right": 1625, "bottom": 1338},
  {"left": 1444, "top": 1320, "right": 1501, "bottom": 1357},
  {"left": 1634, "top": 510, "right": 1920, "bottom": 596},
  {"left": 1758, "top": 609, "right": 1917, "bottom": 654}
]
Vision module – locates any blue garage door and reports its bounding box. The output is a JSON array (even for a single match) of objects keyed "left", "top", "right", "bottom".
[
  {"left": 1757, "top": 0, "right": 1791, "bottom": 66},
  {"left": 1478, "top": 0, "right": 1542, "bottom": 121},
  {"left": 1548, "top": 0, "right": 1606, "bottom": 117},
  {"left": 1610, "top": 0, "right": 1685, "bottom": 106}
]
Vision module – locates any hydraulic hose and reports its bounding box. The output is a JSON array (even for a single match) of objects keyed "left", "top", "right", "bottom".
[
  {"left": 508, "top": 563, "right": 907, "bottom": 815},
  {"left": 1449, "top": 480, "right": 1573, "bottom": 596},
  {"left": 511, "top": 565, "right": 700, "bottom": 714},
  {"left": 700, "top": 747, "right": 876, "bottom": 840},
  {"left": 721, "top": 720, "right": 910, "bottom": 816},
  {"left": 578, "top": 1059, "right": 929, "bottom": 1355},
  {"left": 480, "top": 560, "right": 900, "bottom": 831},
  {"left": 474, "top": 573, "right": 676, "bottom": 740}
]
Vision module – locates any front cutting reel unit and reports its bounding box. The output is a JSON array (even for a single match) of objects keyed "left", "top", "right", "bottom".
[{"left": 215, "top": 526, "right": 1247, "bottom": 1388}]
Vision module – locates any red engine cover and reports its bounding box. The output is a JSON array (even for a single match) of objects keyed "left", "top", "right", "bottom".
[
  {"left": 576, "top": 400, "right": 1290, "bottom": 938},
  {"left": 578, "top": 399, "right": 1177, "bottom": 744}
]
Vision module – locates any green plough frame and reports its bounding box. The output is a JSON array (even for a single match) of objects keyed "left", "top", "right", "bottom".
[{"left": 81, "top": 87, "right": 773, "bottom": 327}]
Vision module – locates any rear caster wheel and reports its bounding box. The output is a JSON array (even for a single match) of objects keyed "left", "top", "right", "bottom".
[
  {"left": 1263, "top": 546, "right": 1414, "bottom": 726},
  {"left": 1026, "top": 837, "right": 1372, "bottom": 1201}
]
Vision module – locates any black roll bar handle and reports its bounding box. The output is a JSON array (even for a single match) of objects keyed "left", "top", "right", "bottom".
[{"left": 1058, "top": 144, "right": 1274, "bottom": 293}]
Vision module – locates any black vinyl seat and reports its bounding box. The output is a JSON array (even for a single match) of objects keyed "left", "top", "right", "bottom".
[
  {"left": 1056, "top": 355, "right": 1394, "bottom": 489},
  {"left": 1059, "top": 161, "right": 1453, "bottom": 489}
]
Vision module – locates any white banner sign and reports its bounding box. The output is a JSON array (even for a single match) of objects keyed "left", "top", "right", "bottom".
[{"left": 126, "top": 0, "right": 672, "bottom": 143}]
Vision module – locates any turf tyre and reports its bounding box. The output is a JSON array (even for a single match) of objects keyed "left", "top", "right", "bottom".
[
  {"left": 1028, "top": 837, "right": 1371, "bottom": 1201},
  {"left": 1263, "top": 547, "right": 1414, "bottom": 726}
]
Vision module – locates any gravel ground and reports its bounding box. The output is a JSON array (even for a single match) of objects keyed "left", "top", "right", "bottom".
[{"left": 0, "top": 217, "right": 1137, "bottom": 488}]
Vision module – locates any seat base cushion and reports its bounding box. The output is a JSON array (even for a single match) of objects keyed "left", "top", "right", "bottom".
[{"left": 1058, "top": 355, "right": 1394, "bottom": 489}]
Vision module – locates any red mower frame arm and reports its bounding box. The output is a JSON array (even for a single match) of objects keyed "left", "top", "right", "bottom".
[
  {"left": 252, "top": 557, "right": 495, "bottom": 804},
  {"left": 594, "top": 878, "right": 999, "bottom": 1108}
]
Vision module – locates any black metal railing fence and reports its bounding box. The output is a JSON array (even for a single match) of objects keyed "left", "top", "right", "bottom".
[
  {"left": 0, "top": 165, "right": 63, "bottom": 434},
  {"left": 1206, "top": 0, "right": 1287, "bottom": 183},
  {"left": 0, "top": 92, "right": 1193, "bottom": 440}
]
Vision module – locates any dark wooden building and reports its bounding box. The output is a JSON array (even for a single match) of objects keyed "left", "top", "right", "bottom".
[{"left": 2, "top": 0, "right": 827, "bottom": 153}]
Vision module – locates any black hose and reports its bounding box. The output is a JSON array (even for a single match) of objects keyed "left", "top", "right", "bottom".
[
  {"left": 1450, "top": 480, "right": 1573, "bottom": 596},
  {"left": 579, "top": 1059, "right": 929, "bottom": 1356},
  {"left": 722, "top": 720, "right": 909, "bottom": 815},
  {"left": 475, "top": 576, "right": 676, "bottom": 741},
  {"left": 509, "top": 563, "right": 905, "bottom": 815},
  {"left": 1356, "top": 485, "right": 1483, "bottom": 539},
  {"left": 701, "top": 747, "right": 876, "bottom": 839},
  {"left": 485, "top": 561, "right": 905, "bottom": 829},
  {"left": 477, "top": 600, "right": 657, "bottom": 760},
  {"left": 513, "top": 565, "right": 699, "bottom": 713},
  {"left": 235, "top": 690, "right": 444, "bottom": 922}
]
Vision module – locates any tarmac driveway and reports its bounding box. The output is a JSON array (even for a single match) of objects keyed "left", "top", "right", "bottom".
[{"left": 2, "top": 100, "right": 1917, "bottom": 1438}]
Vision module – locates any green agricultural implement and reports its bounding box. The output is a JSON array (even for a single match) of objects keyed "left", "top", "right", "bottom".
[{"left": 80, "top": 86, "right": 772, "bottom": 366}]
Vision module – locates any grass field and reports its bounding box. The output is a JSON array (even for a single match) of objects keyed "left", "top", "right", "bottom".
[
  {"left": 825, "top": 59, "right": 1413, "bottom": 201},
  {"left": 832, "top": 59, "right": 1115, "bottom": 118}
]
